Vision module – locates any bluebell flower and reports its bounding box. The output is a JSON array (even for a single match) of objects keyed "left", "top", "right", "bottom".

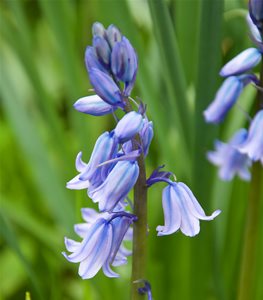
[
  {"left": 73, "top": 95, "right": 116, "bottom": 116},
  {"left": 67, "top": 132, "right": 118, "bottom": 190},
  {"left": 238, "top": 110, "right": 263, "bottom": 164},
  {"left": 203, "top": 75, "right": 257, "bottom": 124},
  {"left": 63, "top": 211, "right": 136, "bottom": 279},
  {"left": 89, "top": 160, "right": 139, "bottom": 212},
  {"left": 219, "top": 48, "right": 262, "bottom": 77},
  {"left": 114, "top": 111, "right": 143, "bottom": 143},
  {"left": 207, "top": 129, "right": 252, "bottom": 181},
  {"left": 89, "top": 68, "right": 124, "bottom": 108},
  {"left": 157, "top": 182, "right": 220, "bottom": 237},
  {"left": 111, "top": 37, "right": 138, "bottom": 94}
]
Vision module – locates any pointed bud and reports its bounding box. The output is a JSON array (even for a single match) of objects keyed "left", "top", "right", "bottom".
[
  {"left": 204, "top": 75, "right": 256, "bottom": 124},
  {"left": 73, "top": 95, "right": 116, "bottom": 116},
  {"left": 89, "top": 68, "right": 124, "bottom": 107},
  {"left": 220, "top": 48, "right": 261, "bottom": 77},
  {"left": 93, "top": 36, "right": 111, "bottom": 69},
  {"left": 111, "top": 37, "right": 138, "bottom": 91},
  {"left": 114, "top": 111, "right": 143, "bottom": 143},
  {"left": 106, "top": 24, "right": 122, "bottom": 48},
  {"left": 92, "top": 22, "right": 106, "bottom": 37},
  {"left": 85, "top": 46, "right": 106, "bottom": 73}
]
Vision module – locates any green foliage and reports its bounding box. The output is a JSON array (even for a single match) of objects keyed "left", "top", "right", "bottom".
[{"left": 0, "top": 0, "right": 262, "bottom": 299}]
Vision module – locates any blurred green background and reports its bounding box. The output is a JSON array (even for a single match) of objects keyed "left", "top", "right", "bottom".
[{"left": 0, "top": 0, "right": 262, "bottom": 299}]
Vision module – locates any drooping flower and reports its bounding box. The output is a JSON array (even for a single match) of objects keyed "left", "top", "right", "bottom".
[
  {"left": 203, "top": 75, "right": 257, "bottom": 124},
  {"left": 238, "top": 110, "right": 263, "bottom": 164},
  {"left": 207, "top": 129, "right": 252, "bottom": 181},
  {"left": 67, "top": 132, "right": 118, "bottom": 190},
  {"left": 89, "top": 160, "right": 139, "bottom": 212},
  {"left": 157, "top": 182, "right": 220, "bottom": 237},
  {"left": 63, "top": 211, "right": 136, "bottom": 279}
]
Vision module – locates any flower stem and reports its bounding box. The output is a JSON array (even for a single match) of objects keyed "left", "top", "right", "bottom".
[
  {"left": 131, "top": 151, "right": 148, "bottom": 300},
  {"left": 124, "top": 100, "right": 148, "bottom": 299},
  {"left": 237, "top": 58, "right": 263, "bottom": 300}
]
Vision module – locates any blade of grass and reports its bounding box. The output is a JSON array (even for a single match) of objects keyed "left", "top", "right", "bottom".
[
  {"left": 0, "top": 212, "right": 44, "bottom": 300},
  {"left": 148, "top": 0, "right": 192, "bottom": 155},
  {"left": 0, "top": 55, "right": 74, "bottom": 231},
  {"left": 191, "top": 1, "right": 223, "bottom": 300}
]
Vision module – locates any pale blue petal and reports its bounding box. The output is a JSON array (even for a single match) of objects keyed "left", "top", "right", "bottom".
[
  {"left": 79, "top": 224, "right": 113, "bottom": 279},
  {"left": 247, "top": 14, "right": 262, "bottom": 43},
  {"left": 220, "top": 48, "right": 261, "bottom": 77},
  {"left": 204, "top": 77, "right": 243, "bottom": 123},
  {"left": 74, "top": 95, "right": 115, "bottom": 116},
  {"left": 172, "top": 184, "right": 200, "bottom": 237},
  {"left": 75, "top": 152, "right": 87, "bottom": 172},
  {"left": 114, "top": 111, "right": 143, "bottom": 143},
  {"left": 157, "top": 185, "right": 181, "bottom": 236},
  {"left": 66, "top": 175, "right": 90, "bottom": 190},
  {"left": 238, "top": 110, "right": 263, "bottom": 161},
  {"left": 89, "top": 161, "right": 139, "bottom": 212},
  {"left": 64, "top": 238, "right": 81, "bottom": 252},
  {"left": 178, "top": 182, "right": 221, "bottom": 221},
  {"left": 65, "top": 219, "right": 106, "bottom": 263}
]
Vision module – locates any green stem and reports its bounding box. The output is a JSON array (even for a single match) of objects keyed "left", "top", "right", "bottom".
[
  {"left": 124, "top": 101, "right": 148, "bottom": 300},
  {"left": 131, "top": 151, "right": 148, "bottom": 300},
  {"left": 237, "top": 59, "right": 263, "bottom": 300}
]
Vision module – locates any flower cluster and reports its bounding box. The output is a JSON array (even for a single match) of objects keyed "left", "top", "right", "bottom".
[
  {"left": 204, "top": 2, "right": 263, "bottom": 181},
  {"left": 63, "top": 22, "right": 220, "bottom": 280}
]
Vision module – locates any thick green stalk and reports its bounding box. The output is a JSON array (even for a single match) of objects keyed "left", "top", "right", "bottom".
[{"left": 237, "top": 59, "right": 263, "bottom": 300}]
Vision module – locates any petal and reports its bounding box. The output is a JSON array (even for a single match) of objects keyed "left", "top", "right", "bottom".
[
  {"left": 157, "top": 185, "right": 181, "bottom": 236},
  {"left": 66, "top": 175, "right": 90, "bottom": 190},
  {"left": 238, "top": 110, "right": 263, "bottom": 161},
  {"left": 90, "top": 161, "right": 139, "bottom": 212},
  {"left": 79, "top": 224, "right": 113, "bottom": 279},
  {"left": 64, "top": 237, "right": 81, "bottom": 252},
  {"left": 171, "top": 184, "right": 200, "bottom": 237},
  {"left": 75, "top": 152, "right": 87, "bottom": 172},
  {"left": 220, "top": 48, "right": 261, "bottom": 77},
  {"left": 65, "top": 219, "right": 106, "bottom": 263},
  {"left": 74, "top": 223, "right": 91, "bottom": 238},
  {"left": 74, "top": 95, "right": 115, "bottom": 116},
  {"left": 247, "top": 14, "right": 262, "bottom": 43},
  {"left": 177, "top": 183, "right": 221, "bottom": 221}
]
